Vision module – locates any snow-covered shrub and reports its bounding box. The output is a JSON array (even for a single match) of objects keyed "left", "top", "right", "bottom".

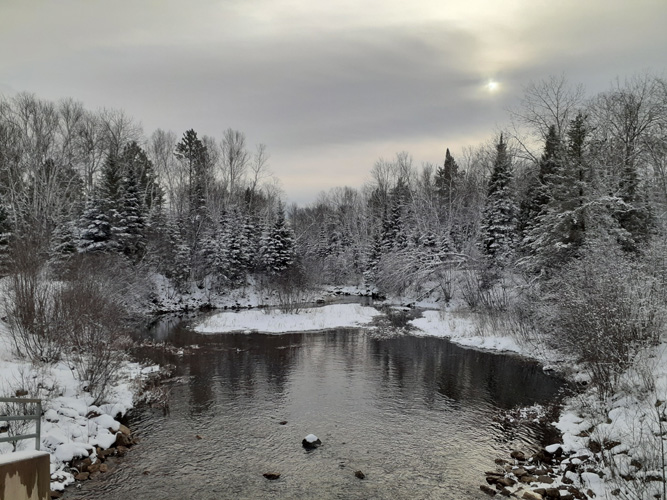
[
  {"left": 3, "top": 245, "right": 64, "bottom": 363},
  {"left": 57, "top": 258, "right": 133, "bottom": 405},
  {"left": 263, "top": 260, "right": 313, "bottom": 313},
  {"left": 548, "top": 245, "right": 664, "bottom": 397}
]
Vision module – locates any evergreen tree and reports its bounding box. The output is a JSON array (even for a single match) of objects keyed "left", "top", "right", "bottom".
[
  {"left": 119, "top": 141, "right": 164, "bottom": 211},
  {"left": 49, "top": 218, "right": 77, "bottom": 270},
  {"left": 77, "top": 195, "right": 117, "bottom": 253},
  {"left": 115, "top": 164, "right": 147, "bottom": 261},
  {"left": 175, "top": 129, "right": 211, "bottom": 270},
  {"left": 435, "top": 148, "right": 459, "bottom": 204},
  {"left": 480, "top": 134, "right": 517, "bottom": 266},
  {"left": 259, "top": 203, "right": 295, "bottom": 275},
  {"left": 523, "top": 115, "right": 590, "bottom": 271}
]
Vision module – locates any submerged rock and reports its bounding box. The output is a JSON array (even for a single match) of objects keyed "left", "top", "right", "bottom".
[
  {"left": 302, "top": 434, "right": 321, "bottom": 449},
  {"left": 354, "top": 470, "right": 365, "bottom": 480},
  {"left": 263, "top": 472, "right": 281, "bottom": 480}
]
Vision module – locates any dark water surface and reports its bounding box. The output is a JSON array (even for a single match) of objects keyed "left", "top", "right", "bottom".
[{"left": 66, "top": 312, "right": 564, "bottom": 500}]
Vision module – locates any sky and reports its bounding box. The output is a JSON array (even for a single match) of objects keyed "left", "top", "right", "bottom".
[{"left": 1, "top": 0, "right": 666, "bottom": 204}]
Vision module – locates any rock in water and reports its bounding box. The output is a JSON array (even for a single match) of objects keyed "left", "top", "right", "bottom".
[
  {"left": 354, "top": 470, "right": 365, "bottom": 480},
  {"left": 302, "top": 434, "right": 322, "bottom": 449},
  {"left": 263, "top": 472, "right": 281, "bottom": 480}
]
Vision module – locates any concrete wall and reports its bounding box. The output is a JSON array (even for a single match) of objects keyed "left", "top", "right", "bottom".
[{"left": 0, "top": 450, "right": 50, "bottom": 500}]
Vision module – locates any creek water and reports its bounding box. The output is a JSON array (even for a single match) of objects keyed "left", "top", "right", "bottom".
[{"left": 65, "top": 310, "right": 565, "bottom": 500}]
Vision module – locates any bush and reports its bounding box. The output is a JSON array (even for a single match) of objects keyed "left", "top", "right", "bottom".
[
  {"left": 548, "top": 246, "right": 663, "bottom": 397},
  {"left": 3, "top": 241, "right": 64, "bottom": 363},
  {"left": 3, "top": 253, "right": 134, "bottom": 405},
  {"left": 264, "top": 261, "right": 313, "bottom": 313}
]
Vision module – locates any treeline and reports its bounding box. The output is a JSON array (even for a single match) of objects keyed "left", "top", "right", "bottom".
[
  {"left": 0, "top": 96, "right": 296, "bottom": 288},
  {"left": 293, "top": 73, "right": 667, "bottom": 295}
]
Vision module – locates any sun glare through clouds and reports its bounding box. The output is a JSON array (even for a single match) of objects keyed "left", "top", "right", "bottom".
[{"left": 486, "top": 80, "right": 499, "bottom": 92}]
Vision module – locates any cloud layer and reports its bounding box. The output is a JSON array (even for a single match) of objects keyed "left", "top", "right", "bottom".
[{"left": 1, "top": 0, "right": 666, "bottom": 203}]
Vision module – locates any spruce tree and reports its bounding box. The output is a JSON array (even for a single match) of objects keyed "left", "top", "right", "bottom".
[
  {"left": 77, "top": 195, "right": 116, "bottom": 253},
  {"left": 116, "top": 164, "right": 147, "bottom": 261},
  {"left": 260, "top": 203, "right": 295, "bottom": 275},
  {"left": 480, "top": 134, "right": 517, "bottom": 266}
]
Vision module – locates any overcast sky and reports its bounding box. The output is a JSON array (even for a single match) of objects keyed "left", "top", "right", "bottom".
[{"left": 1, "top": 0, "right": 666, "bottom": 204}]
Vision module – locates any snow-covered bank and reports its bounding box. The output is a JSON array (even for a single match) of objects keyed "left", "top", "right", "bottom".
[
  {"left": 0, "top": 322, "right": 143, "bottom": 493},
  {"left": 409, "top": 309, "right": 527, "bottom": 355},
  {"left": 193, "top": 303, "right": 382, "bottom": 334}
]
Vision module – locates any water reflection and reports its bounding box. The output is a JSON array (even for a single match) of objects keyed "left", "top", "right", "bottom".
[{"left": 67, "top": 316, "right": 564, "bottom": 500}]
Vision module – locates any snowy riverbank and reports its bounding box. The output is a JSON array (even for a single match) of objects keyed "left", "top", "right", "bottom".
[
  {"left": 0, "top": 321, "right": 146, "bottom": 494},
  {"left": 194, "top": 303, "right": 382, "bottom": 334}
]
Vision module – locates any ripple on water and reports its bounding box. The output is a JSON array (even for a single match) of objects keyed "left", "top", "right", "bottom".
[{"left": 65, "top": 326, "right": 564, "bottom": 500}]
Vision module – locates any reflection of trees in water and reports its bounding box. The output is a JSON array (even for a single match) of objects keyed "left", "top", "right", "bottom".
[
  {"left": 369, "top": 336, "right": 563, "bottom": 411},
  {"left": 141, "top": 316, "right": 563, "bottom": 418}
]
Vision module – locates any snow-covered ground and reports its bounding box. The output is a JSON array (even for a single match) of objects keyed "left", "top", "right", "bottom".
[
  {"left": 409, "top": 309, "right": 526, "bottom": 354},
  {"left": 0, "top": 322, "right": 142, "bottom": 492},
  {"left": 194, "top": 303, "right": 382, "bottom": 334}
]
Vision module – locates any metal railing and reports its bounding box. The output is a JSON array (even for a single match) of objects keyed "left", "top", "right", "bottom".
[{"left": 0, "top": 397, "right": 42, "bottom": 451}]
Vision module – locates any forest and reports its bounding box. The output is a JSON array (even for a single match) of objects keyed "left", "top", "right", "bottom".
[{"left": 1, "top": 73, "right": 667, "bottom": 401}]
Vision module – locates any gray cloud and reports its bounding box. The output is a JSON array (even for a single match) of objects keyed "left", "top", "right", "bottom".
[{"left": 1, "top": 0, "right": 666, "bottom": 203}]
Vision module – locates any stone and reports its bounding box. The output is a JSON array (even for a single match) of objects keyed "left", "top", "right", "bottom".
[
  {"left": 500, "top": 487, "right": 511, "bottom": 497},
  {"left": 545, "top": 488, "right": 560, "bottom": 498},
  {"left": 279, "top": 421, "right": 288, "bottom": 425},
  {"left": 89, "top": 471, "right": 101, "bottom": 480},
  {"left": 497, "top": 477, "right": 516, "bottom": 487},
  {"left": 115, "top": 432, "right": 133, "bottom": 447},
  {"left": 511, "top": 450, "right": 527, "bottom": 461},
  {"left": 99, "top": 464, "right": 108, "bottom": 473},
  {"left": 50, "top": 490, "right": 63, "bottom": 499},
  {"left": 72, "top": 457, "right": 92, "bottom": 472},
  {"left": 116, "top": 446, "right": 129, "bottom": 457},
  {"left": 537, "top": 475, "right": 554, "bottom": 484},
  {"left": 74, "top": 472, "right": 90, "bottom": 481},
  {"left": 263, "top": 472, "right": 281, "bottom": 480},
  {"left": 302, "top": 434, "right": 321, "bottom": 449},
  {"left": 522, "top": 491, "right": 543, "bottom": 500},
  {"left": 520, "top": 475, "right": 538, "bottom": 484},
  {"left": 514, "top": 468, "right": 529, "bottom": 477},
  {"left": 480, "top": 484, "right": 497, "bottom": 496},
  {"left": 118, "top": 424, "right": 131, "bottom": 436},
  {"left": 354, "top": 470, "right": 365, "bottom": 479},
  {"left": 88, "top": 463, "right": 101, "bottom": 474}
]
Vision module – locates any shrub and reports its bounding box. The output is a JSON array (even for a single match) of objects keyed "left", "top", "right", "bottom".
[{"left": 548, "top": 245, "right": 663, "bottom": 397}]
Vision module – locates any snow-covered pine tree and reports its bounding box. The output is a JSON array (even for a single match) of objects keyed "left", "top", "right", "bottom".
[
  {"left": 116, "top": 164, "right": 147, "bottom": 262},
  {"left": 49, "top": 218, "right": 77, "bottom": 271},
  {"left": 480, "top": 134, "right": 517, "bottom": 267},
  {"left": 119, "top": 141, "right": 164, "bottom": 211},
  {"left": 435, "top": 148, "right": 459, "bottom": 206},
  {"left": 77, "top": 195, "right": 117, "bottom": 253},
  {"left": 259, "top": 203, "right": 295, "bottom": 275},
  {"left": 522, "top": 115, "right": 591, "bottom": 271}
]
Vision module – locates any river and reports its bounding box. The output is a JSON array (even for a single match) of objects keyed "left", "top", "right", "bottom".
[{"left": 65, "top": 310, "right": 564, "bottom": 500}]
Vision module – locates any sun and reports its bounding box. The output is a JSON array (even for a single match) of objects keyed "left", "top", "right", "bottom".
[{"left": 486, "top": 80, "right": 499, "bottom": 92}]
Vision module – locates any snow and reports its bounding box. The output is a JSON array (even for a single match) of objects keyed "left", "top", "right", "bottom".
[
  {"left": 194, "top": 303, "right": 382, "bottom": 334},
  {"left": 409, "top": 310, "right": 526, "bottom": 354},
  {"left": 304, "top": 434, "right": 318, "bottom": 443},
  {"left": 0, "top": 449, "right": 49, "bottom": 465},
  {"left": 0, "top": 312, "right": 144, "bottom": 492}
]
